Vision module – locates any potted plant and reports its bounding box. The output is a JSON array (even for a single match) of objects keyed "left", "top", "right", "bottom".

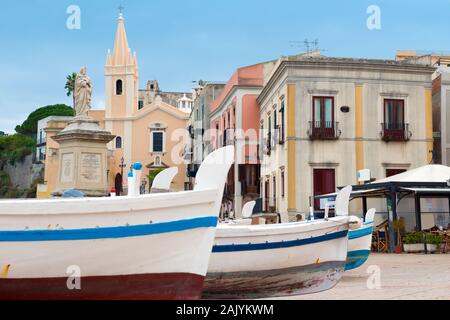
[
  {"left": 403, "top": 232, "right": 425, "bottom": 253},
  {"left": 424, "top": 233, "right": 443, "bottom": 253},
  {"left": 392, "top": 218, "right": 405, "bottom": 253}
]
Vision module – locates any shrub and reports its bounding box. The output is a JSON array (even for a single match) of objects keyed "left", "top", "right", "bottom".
[
  {"left": 403, "top": 232, "right": 424, "bottom": 244},
  {"left": 425, "top": 233, "right": 443, "bottom": 246}
]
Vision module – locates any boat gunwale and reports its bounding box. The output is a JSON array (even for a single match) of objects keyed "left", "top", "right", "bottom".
[
  {"left": 0, "top": 188, "right": 219, "bottom": 216},
  {"left": 215, "top": 217, "right": 350, "bottom": 238}
]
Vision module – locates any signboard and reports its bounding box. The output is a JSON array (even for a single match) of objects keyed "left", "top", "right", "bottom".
[
  {"left": 320, "top": 197, "right": 336, "bottom": 210},
  {"left": 357, "top": 169, "right": 371, "bottom": 182},
  {"left": 60, "top": 153, "right": 75, "bottom": 183},
  {"left": 80, "top": 153, "right": 102, "bottom": 184}
]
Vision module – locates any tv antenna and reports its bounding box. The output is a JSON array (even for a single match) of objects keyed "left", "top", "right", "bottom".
[{"left": 289, "top": 39, "right": 323, "bottom": 55}]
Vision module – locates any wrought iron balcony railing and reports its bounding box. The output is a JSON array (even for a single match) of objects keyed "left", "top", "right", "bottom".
[
  {"left": 307, "top": 121, "right": 341, "bottom": 140},
  {"left": 380, "top": 123, "right": 412, "bottom": 142}
]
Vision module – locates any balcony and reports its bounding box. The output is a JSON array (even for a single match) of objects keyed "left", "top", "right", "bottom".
[
  {"left": 380, "top": 123, "right": 411, "bottom": 142},
  {"left": 263, "top": 136, "right": 271, "bottom": 156},
  {"left": 308, "top": 121, "right": 341, "bottom": 140},
  {"left": 186, "top": 163, "right": 199, "bottom": 178},
  {"left": 223, "top": 129, "right": 234, "bottom": 146}
]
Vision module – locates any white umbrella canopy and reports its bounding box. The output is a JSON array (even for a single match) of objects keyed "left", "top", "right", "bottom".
[{"left": 371, "top": 165, "right": 450, "bottom": 184}]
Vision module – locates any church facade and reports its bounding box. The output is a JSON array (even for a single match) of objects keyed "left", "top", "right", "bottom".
[{"left": 38, "top": 14, "right": 192, "bottom": 198}]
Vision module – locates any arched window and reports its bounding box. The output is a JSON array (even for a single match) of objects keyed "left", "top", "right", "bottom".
[
  {"left": 116, "top": 80, "right": 123, "bottom": 95},
  {"left": 115, "top": 136, "right": 122, "bottom": 149}
]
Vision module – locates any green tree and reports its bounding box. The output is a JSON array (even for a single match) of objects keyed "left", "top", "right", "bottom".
[
  {"left": 0, "top": 134, "right": 36, "bottom": 170},
  {"left": 65, "top": 72, "right": 77, "bottom": 108},
  {"left": 15, "top": 104, "right": 74, "bottom": 136}
]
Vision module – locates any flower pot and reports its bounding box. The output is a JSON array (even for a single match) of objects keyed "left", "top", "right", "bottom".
[
  {"left": 403, "top": 243, "right": 425, "bottom": 253},
  {"left": 426, "top": 244, "right": 438, "bottom": 253},
  {"left": 394, "top": 245, "right": 402, "bottom": 254}
]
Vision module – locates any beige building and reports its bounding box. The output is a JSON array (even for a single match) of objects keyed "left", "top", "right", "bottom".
[
  {"left": 38, "top": 14, "right": 191, "bottom": 197},
  {"left": 258, "top": 54, "right": 435, "bottom": 222}
]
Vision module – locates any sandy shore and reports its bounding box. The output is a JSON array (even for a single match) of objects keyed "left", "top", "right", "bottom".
[{"left": 275, "top": 253, "right": 450, "bottom": 300}]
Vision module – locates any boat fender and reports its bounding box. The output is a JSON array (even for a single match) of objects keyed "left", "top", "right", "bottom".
[{"left": 348, "top": 216, "right": 362, "bottom": 230}]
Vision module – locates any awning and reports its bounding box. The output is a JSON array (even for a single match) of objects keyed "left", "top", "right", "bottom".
[{"left": 399, "top": 187, "right": 450, "bottom": 195}]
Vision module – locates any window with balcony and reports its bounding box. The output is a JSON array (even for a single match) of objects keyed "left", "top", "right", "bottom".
[
  {"left": 279, "top": 100, "right": 285, "bottom": 144},
  {"left": 309, "top": 96, "right": 340, "bottom": 140},
  {"left": 381, "top": 99, "right": 411, "bottom": 141}
]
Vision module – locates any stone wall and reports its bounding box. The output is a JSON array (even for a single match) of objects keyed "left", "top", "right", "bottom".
[{"left": 4, "top": 155, "right": 44, "bottom": 189}]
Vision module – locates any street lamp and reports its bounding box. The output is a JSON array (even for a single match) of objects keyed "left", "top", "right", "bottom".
[{"left": 119, "top": 156, "right": 126, "bottom": 195}]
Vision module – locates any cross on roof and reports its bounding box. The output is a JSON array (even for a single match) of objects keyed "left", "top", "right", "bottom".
[{"left": 118, "top": 5, "right": 124, "bottom": 16}]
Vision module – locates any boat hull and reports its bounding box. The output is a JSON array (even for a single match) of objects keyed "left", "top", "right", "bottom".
[
  {"left": 346, "top": 223, "right": 374, "bottom": 270},
  {"left": 0, "top": 272, "right": 204, "bottom": 300},
  {"left": 204, "top": 261, "right": 344, "bottom": 299},
  {"left": 0, "top": 190, "right": 220, "bottom": 300},
  {"left": 204, "top": 218, "right": 349, "bottom": 299}
]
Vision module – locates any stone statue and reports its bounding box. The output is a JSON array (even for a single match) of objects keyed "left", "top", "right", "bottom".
[{"left": 74, "top": 67, "right": 92, "bottom": 117}]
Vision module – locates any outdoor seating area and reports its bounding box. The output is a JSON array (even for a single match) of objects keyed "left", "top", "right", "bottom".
[{"left": 372, "top": 220, "right": 389, "bottom": 253}]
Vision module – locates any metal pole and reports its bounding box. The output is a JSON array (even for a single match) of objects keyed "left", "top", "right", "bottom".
[
  {"left": 388, "top": 187, "right": 397, "bottom": 253},
  {"left": 362, "top": 197, "right": 368, "bottom": 220},
  {"left": 414, "top": 194, "right": 422, "bottom": 231}
]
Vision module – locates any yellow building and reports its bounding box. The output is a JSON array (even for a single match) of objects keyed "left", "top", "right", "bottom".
[
  {"left": 39, "top": 14, "right": 191, "bottom": 197},
  {"left": 258, "top": 54, "right": 435, "bottom": 222}
]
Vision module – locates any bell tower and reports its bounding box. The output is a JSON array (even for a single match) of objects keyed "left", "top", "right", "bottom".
[{"left": 104, "top": 12, "right": 139, "bottom": 170}]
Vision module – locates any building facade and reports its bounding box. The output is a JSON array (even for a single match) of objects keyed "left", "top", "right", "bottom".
[
  {"left": 208, "top": 61, "right": 276, "bottom": 217},
  {"left": 103, "top": 13, "right": 191, "bottom": 193},
  {"left": 190, "top": 82, "right": 225, "bottom": 164},
  {"left": 258, "top": 55, "right": 435, "bottom": 221},
  {"left": 432, "top": 68, "right": 450, "bottom": 165},
  {"left": 38, "top": 14, "right": 191, "bottom": 197}
]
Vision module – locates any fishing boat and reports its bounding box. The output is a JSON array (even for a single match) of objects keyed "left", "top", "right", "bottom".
[
  {"left": 0, "top": 146, "right": 234, "bottom": 300},
  {"left": 346, "top": 209, "right": 376, "bottom": 270},
  {"left": 203, "top": 186, "right": 359, "bottom": 299}
]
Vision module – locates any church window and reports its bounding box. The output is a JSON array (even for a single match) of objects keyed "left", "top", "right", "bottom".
[
  {"left": 116, "top": 80, "right": 123, "bottom": 95},
  {"left": 152, "top": 131, "right": 164, "bottom": 153},
  {"left": 115, "top": 136, "right": 122, "bottom": 149}
]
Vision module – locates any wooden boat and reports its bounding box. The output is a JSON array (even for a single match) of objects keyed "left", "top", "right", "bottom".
[
  {"left": 345, "top": 209, "right": 376, "bottom": 270},
  {"left": 0, "top": 146, "right": 234, "bottom": 300},
  {"left": 203, "top": 186, "right": 358, "bottom": 299}
]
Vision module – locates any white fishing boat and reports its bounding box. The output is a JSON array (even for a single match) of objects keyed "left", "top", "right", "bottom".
[
  {"left": 203, "top": 186, "right": 359, "bottom": 299},
  {"left": 0, "top": 146, "right": 234, "bottom": 300},
  {"left": 346, "top": 209, "right": 376, "bottom": 270}
]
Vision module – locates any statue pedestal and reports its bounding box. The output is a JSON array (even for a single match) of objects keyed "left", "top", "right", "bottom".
[{"left": 52, "top": 116, "right": 115, "bottom": 197}]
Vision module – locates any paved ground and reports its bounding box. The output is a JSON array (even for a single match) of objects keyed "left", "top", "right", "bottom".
[{"left": 283, "top": 253, "right": 450, "bottom": 300}]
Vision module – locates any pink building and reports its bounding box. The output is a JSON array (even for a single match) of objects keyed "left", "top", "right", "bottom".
[{"left": 209, "top": 61, "right": 276, "bottom": 217}]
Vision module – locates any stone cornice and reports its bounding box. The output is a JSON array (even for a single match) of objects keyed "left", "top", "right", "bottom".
[{"left": 258, "top": 59, "right": 435, "bottom": 104}]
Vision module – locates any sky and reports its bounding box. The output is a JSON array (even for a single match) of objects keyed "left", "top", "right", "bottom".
[{"left": 0, "top": 0, "right": 449, "bottom": 134}]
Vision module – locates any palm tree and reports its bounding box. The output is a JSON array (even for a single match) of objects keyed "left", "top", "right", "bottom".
[{"left": 65, "top": 72, "right": 77, "bottom": 109}]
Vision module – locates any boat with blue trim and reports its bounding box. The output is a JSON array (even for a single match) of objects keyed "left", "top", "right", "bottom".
[
  {"left": 345, "top": 209, "right": 376, "bottom": 270},
  {"left": 0, "top": 146, "right": 234, "bottom": 300},
  {"left": 203, "top": 186, "right": 359, "bottom": 299}
]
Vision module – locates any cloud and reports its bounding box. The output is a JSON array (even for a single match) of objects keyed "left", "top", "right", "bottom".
[{"left": 0, "top": 115, "right": 27, "bottom": 134}]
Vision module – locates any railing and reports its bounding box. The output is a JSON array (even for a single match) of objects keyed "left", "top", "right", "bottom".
[
  {"left": 264, "top": 134, "right": 272, "bottom": 155},
  {"left": 186, "top": 163, "right": 199, "bottom": 178},
  {"left": 380, "top": 123, "right": 412, "bottom": 141},
  {"left": 277, "top": 126, "right": 285, "bottom": 145},
  {"left": 307, "top": 121, "right": 341, "bottom": 140}
]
